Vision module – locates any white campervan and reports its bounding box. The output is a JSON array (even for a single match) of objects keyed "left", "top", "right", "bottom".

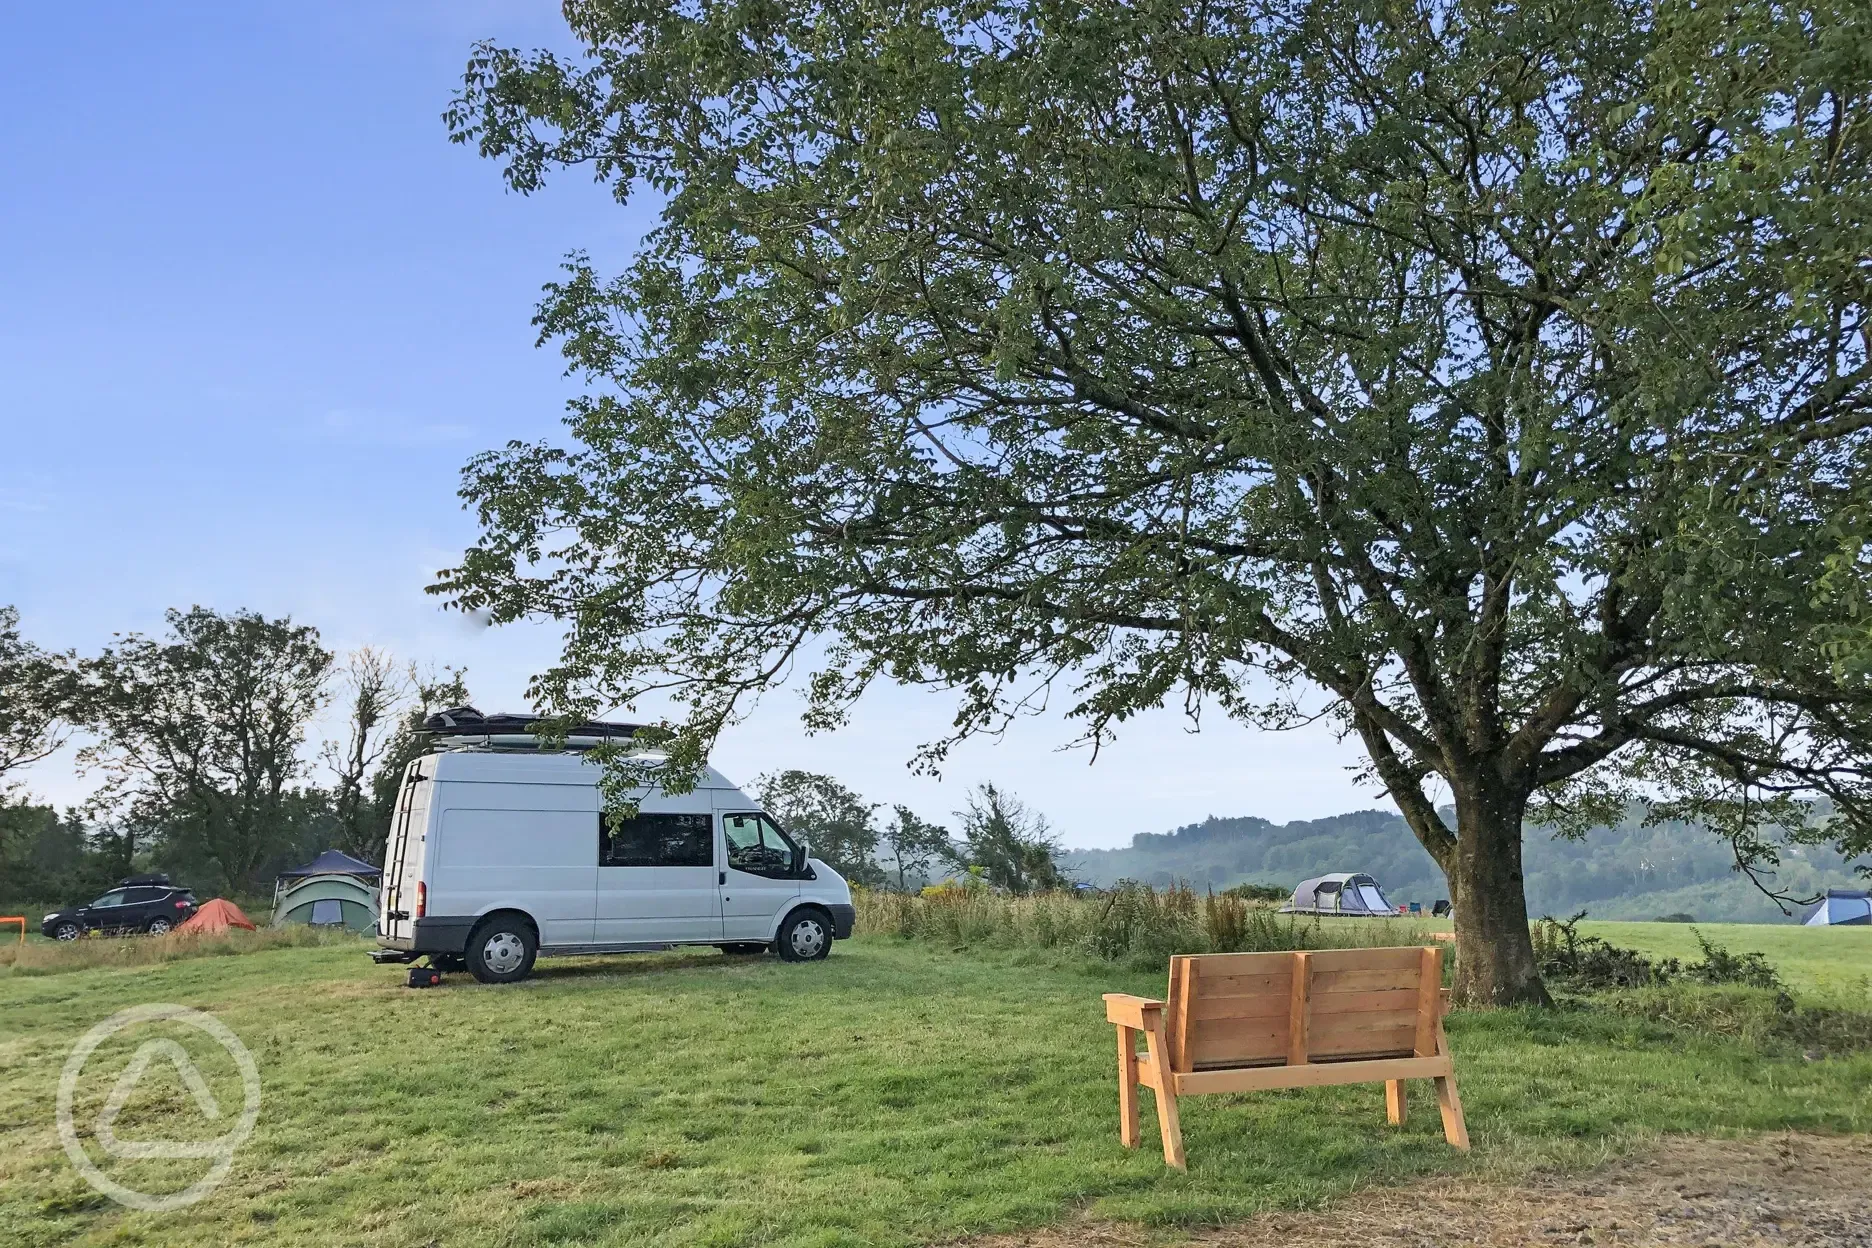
[{"left": 373, "top": 721, "right": 853, "bottom": 983}]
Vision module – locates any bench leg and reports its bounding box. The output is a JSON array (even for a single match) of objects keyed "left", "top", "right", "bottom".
[
  {"left": 1141, "top": 1029, "right": 1186, "bottom": 1170},
  {"left": 1116, "top": 1026, "right": 1141, "bottom": 1149},
  {"left": 1385, "top": 1079, "right": 1406, "bottom": 1126},
  {"left": 1434, "top": 1072, "right": 1469, "bottom": 1150}
]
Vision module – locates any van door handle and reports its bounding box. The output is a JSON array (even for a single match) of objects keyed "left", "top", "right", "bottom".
[{"left": 718, "top": 871, "right": 726, "bottom": 886}]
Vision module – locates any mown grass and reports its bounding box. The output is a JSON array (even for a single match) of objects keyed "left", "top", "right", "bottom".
[{"left": 3, "top": 933, "right": 1871, "bottom": 1248}]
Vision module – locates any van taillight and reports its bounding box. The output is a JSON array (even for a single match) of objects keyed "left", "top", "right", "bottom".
[{"left": 416, "top": 881, "right": 426, "bottom": 919}]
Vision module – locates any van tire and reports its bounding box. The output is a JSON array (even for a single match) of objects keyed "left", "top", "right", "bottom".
[
  {"left": 774, "top": 908, "right": 832, "bottom": 963},
  {"left": 466, "top": 915, "right": 537, "bottom": 984}
]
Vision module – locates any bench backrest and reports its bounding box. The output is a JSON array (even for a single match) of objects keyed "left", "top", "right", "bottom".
[{"left": 1165, "top": 946, "right": 1443, "bottom": 1073}]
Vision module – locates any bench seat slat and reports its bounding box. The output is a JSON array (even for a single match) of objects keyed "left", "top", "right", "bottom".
[{"left": 1173, "top": 1053, "right": 1452, "bottom": 1095}]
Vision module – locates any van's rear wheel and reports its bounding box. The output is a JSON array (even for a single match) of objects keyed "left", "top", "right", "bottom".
[
  {"left": 774, "top": 909, "right": 831, "bottom": 962},
  {"left": 466, "top": 916, "right": 537, "bottom": 984}
]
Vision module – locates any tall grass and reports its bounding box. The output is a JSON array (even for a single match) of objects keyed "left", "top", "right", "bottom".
[
  {"left": 0, "top": 924, "right": 367, "bottom": 976},
  {"left": 855, "top": 882, "right": 1436, "bottom": 970}
]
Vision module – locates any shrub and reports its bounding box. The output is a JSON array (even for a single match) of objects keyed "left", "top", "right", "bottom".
[
  {"left": 1219, "top": 881, "right": 1289, "bottom": 904},
  {"left": 1654, "top": 912, "right": 1698, "bottom": 923},
  {"left": 1532, "top": 912, "right": 1784, "bottom": 993},
  {"left": 1601, "top": 982, "right": 1872, "bottom": 1058}
]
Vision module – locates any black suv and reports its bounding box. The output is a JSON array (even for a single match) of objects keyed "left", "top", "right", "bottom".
[{"left": 41, "top": 875, "right": 198, "bottom": 939}]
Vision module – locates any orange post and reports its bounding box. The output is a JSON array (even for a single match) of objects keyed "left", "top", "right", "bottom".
[{"left": 0, "top": 917, "right": 25, "bottom": 945}]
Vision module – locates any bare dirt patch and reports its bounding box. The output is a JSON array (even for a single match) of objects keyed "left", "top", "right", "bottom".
[{"left": 970, "top": 1135, "right": 1872, "bottom": 1247}]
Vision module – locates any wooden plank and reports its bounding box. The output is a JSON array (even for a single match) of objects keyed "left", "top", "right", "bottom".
[
  {"left": 1287, "top": 951, "right": 1312, "bottom": 1065},
  {"left": 1173, "top": 1054, "right": 1451, "bottom": 1096},
  {"left": 1186, "top": 1019, "right": 1286, "bottom": 1067},
  {"left": 1310, "top": 1010, "right": 1418, "bottom": 1038},
  {"left": 1414, "top": 946, "right": 1442, "bottom": 1057},
  {"left": 1309, "top": 988, "right": 1421, "bottom": 1016},
  {"left": 1189, "top": 971, "right": 1292, "bottom": 999},
  {"left": 1434, "top": 1030, "right": 1469, "bottom": 1150},
  {"left": 1310, "top": 967, "right": 1419, "bottom": 994},
  {"left": 1168, "top": 957, "right": 1195, "bottom": 1074},
  {"left": 1135, "top": 1047, "right": 1160, "bottom": 1090},
  {"left": 1189, "top": 992, "right": 1291, "bottom": 1022},
  {"left": 1143, "top": 1017, "right": 1186, "bottom": 1169},
  {"left": 1386, "top": 1079, "right": 1407, "bottom": 1126},
  {"left": 1309, "top": 1023, "right": 1417, "bottom": 1060},
  {"left": 1175, "top": 950, "right": 1293, "bottom": 977},
  {"left": 1116, "top": 1026, "right": 1140, "bottom": 1148},
  {"left": 1301, "top": 946, "right": 1427, "bottom": 974},
  {"left": 1103, "top": 993, "right": 1164, "bottom": 1030}
]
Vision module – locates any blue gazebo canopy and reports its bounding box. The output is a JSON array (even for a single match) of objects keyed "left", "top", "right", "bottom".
[{"left": 278, "top": 849, "right": 382, "bottom": 880}]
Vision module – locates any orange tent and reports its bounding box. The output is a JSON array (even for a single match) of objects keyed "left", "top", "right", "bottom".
[{"left": 176, "top": 898, "right": 257, "bottom": 934}]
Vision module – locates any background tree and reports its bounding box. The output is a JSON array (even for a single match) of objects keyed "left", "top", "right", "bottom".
[
  {"left": 440, "top": 0, "right": 1872, "bottom": 1002},
  {"left": 361, "top": 665, "right": 469, "bottom": 864},
  {"left": 80, "top": 607, "right": 332, "bottom": 892},
  {"left": 0, "top": 605, "right": 76, "bottom": 798},
  {"left": 755, "top": 769, "right": 885, "bottom": 886},
  {"left": 880, "top": 804, "right": 953, "bottom": 892},
  {"left": 324, "top": 647, "right": 412, "bottom": 861},
  {"left": 951, "top": 785, "right": 1066, "bottom": 896}
]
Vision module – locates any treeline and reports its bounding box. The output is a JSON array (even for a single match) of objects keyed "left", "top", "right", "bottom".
[
  {"left": 1, "top": 603, "right": 1076, "bottom": 905},
  {"left": 1065, "top": 809, "right": 1871, "bottom": 923},
  {"left": 0, "top": 604, "right": 470, "bottom": 902}
]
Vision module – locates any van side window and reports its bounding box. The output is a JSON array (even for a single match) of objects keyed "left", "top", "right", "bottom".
[
  {"left": 600, "top": 812, "right": 714, "bottom": 868},
  {"left": 723, "top": 813, "right": 801, "bottom": 878}
]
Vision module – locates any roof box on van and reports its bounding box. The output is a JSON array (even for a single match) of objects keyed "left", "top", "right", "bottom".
[{"left": 420, "top": 705, "right": 643, "bottom": 748}]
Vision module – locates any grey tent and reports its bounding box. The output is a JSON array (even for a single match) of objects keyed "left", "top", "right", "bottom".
[
  {"left": 272, "top": 850, "right": 382, "bottom": 933},
  {"left": 1803, "top": 889, "right": 1872, "bottom": 926},
  {"left": 1279, "top": 872, "right": 1398, "bottom": 916},
  {"left": 276, "top": 849, "right": 381, "bottom": 880}
]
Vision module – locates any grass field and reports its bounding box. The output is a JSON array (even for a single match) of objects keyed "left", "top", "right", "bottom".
[{"left": 4, "top": 931, "right": 1871, "bottom": 1248}]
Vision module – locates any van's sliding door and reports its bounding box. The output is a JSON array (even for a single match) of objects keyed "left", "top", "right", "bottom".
[{"left": 595, "top": 797, "right": 724, "bottom": 944}]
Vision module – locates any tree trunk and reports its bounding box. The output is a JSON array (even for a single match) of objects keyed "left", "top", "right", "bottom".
[{"left": 1449, "top": 776, "right": 1551, "bottom": 1007}]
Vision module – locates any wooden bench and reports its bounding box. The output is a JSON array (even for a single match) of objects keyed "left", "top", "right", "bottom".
[{"left": 1103, "top": 946, "right": 1467, "bottom": 1169}]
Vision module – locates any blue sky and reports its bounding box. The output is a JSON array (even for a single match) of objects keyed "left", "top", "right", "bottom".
[{"left": 1, "top": 2, "right": 1376, "bottom": 847}]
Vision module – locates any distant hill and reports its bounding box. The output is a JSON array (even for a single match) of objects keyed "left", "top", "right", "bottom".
[{"left": 1062, "top": 810, "right": 1869, "bottom": 923}]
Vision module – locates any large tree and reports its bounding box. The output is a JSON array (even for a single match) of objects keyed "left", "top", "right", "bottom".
[
  {"left": 80, "top": 607, "right": 332, "bottom": 891},
  {"left": 0, "top": 605, "right": 76, "bottom": 798},
  {"left": 755, "top": 769, "right": 886, "bottom": 886},
  {"left": 438, "top": 0, "right": 1872, "bottom": 1002}
]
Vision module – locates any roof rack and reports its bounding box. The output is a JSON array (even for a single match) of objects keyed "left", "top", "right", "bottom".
[{"left": 420, "top": 705, "right": 644, "bottom": 752}]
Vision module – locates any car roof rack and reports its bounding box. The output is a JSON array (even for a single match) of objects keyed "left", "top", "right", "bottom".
[
  {"left": 120, "top": 872, "right": 173, "bottom": 887},
  {"left": 420, "top": 705, "right": 644, "bottom": 752}
]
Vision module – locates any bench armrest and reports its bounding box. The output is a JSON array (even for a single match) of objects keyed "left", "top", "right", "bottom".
[{"left": 1103, "top": 993, "right": 1165, "bottom": 1029}]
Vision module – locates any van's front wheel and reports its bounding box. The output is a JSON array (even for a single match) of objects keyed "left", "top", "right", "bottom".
[
  {"left": 466, "top": 916, "right": 537, "bottom": 984},
  {"left": 774, "top": 909, "right": 831, "bottom": 962}
]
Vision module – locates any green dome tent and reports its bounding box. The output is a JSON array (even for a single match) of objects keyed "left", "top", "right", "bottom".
[{"left": 272, "top": 850, "right": 381, "bottom": 933}]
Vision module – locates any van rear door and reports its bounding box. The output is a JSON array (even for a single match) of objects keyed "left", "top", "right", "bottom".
[{"left": 379, "top": 758, "right": 434, "bottom": 943}]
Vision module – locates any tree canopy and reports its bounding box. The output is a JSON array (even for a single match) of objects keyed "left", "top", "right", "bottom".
[
  {"left": 79, "top": 607, "right": 333, "bottom": 892},
  {"left": 438, "top": 0, "right": 1872, "bottom": 1001}
]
